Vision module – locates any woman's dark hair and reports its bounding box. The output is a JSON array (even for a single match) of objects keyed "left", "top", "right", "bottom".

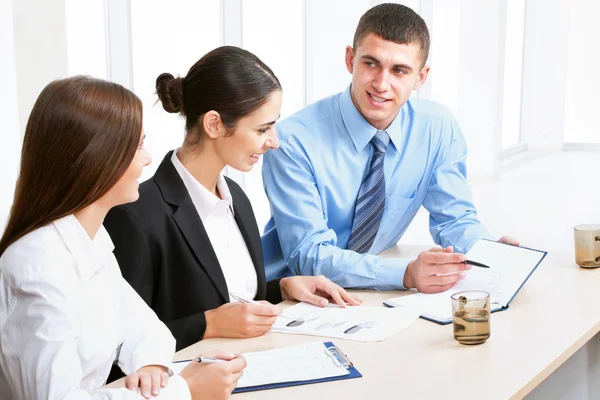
[
  {"left": 155, "top": 46, "right": 281, "bottom": 142},
  {"left": 0, "top": 76, "right": 142, "bottom": 255}
]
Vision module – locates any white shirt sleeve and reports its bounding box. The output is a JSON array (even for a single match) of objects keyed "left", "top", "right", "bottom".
[
  {"left": 0, "top": 269, "right": 146, "bottom": 400},
  {"left": 116, "top": 276, "right": 180, "bottom": 373}
]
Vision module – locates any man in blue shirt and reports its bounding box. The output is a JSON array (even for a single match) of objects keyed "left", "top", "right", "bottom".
[{"left": 262, "top": 3, "right": 517, "bottom": 293}]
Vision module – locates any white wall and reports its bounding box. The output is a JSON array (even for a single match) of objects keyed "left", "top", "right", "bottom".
[
  {"left": 501, "top": 0, "right": 526, "bottom": 150},
  {"left": 129, "top": 0, "right": 222, "bottom": 182},
  {"left": 242, "top": 0, "right": 305, "bottom": 228},
  {"left": 563, "top": 0, "right": 600, "bottom": 144},
  {"left": 2, "top": 0, "right": 71, "bottom": 232},
  {"left": 12, "top": 0, "right": 69, "bottom": 135},
  {"left": 456, "top": 0, "right": 506, "bottom": 180},
  {"left": 65, "top": 0, "right": 108, "bottom": 79},
  {"left": 305, "top": 0, "right": 371, "bottom": 104},
  {"left": 419, "top": 0, "right": 507, "bottom": 180},
  {"left": 0, "top": 0, "right": 22, "bottom": 230},
  {"left": 419, "top": 0, "right": 461, "bottom": 120},
  {"left": 520, "top": 0, "right": 571, "bottom": 149}
]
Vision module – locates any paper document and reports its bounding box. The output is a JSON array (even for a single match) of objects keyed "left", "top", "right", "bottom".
[
  {"left": 384, "top": 239, "right": 547, "bottom": 324},
  {"left": 270, "top": 302, "right": 420, "bottom": 341},
  {"left": 170, "top": 341, "right": 349, "bottom": 388}
]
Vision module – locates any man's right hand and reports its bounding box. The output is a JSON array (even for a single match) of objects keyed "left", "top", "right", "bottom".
[
  {"left": 403, "top": 246, "right": 470, "bottom": 293},
  {"left": 180, "top": 351, "right": 246, "bottom": 400},
  {"left": 204, "top": 301, "right": 280, "bottom": 339}
]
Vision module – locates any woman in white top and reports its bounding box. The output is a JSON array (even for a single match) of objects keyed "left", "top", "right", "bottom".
[{"left": 0, "top": 76, "right": 245, "bottom": 400}]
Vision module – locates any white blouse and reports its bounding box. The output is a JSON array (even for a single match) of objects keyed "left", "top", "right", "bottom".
[
  {"left": 171, "top": 150, "right": 258, "bottom": 299},
  {"left": 0, "top": 215, "right": 191, "bottom": 399}
]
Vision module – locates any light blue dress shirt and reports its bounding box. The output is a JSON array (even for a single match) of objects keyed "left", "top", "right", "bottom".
[{"left": 261, "top": 86, "right": 490, "bottom": 290}]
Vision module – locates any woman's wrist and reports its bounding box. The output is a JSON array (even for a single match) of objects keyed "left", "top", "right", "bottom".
[
  {"left": 203, "top": 309, "right": 215, "bottom": 339},
  {"left": 279, "top": 277, "right": 292, "bottom": 300}
]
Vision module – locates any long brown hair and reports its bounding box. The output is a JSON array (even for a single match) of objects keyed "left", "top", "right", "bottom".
[{"left": 0, "top": 76, "right": 142, "bottom": 255}]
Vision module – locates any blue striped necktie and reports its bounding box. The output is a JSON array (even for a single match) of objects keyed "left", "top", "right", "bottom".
[{"left": 347, "top": 130, "right": 390, "bottom": 254}]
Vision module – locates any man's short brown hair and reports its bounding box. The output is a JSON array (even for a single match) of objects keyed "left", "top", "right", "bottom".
[{"left": 353, "top": 3, "right": 430, "bottom": 67}]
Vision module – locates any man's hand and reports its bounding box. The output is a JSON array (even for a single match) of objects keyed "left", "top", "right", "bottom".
[
  {"left": 204, "top": 301, "right": 280, "bottom": 339},
  {"left": 279, "top": 275, "right": 362, "bottom": 308},
  {"left": 403, "top": 246, "right": 470, "bottom": 293},
  {"left": 498, "top": 236, "right": 520, "bottom": 246}
]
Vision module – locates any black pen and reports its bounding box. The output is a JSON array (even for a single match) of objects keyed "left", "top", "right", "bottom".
[{"left": 464, "top": 260, "right": 490, "bottom": 269}]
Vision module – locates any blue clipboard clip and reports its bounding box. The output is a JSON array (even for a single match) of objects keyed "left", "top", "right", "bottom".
[{"left": 325, "top": 344, "right": 353, "bottom": 368}]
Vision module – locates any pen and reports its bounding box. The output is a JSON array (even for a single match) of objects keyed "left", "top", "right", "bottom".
[
  {"left": 230, "top": 292, "right": 290, "bottom": 319},
  {"left": 229, "top": 292, "right": 259, "bottom": 304},
  {"left": 193, "top": 356, "right": 226, "bottom": 364},
  {"left": 464, "top": 260, "right": 490, "bottom": 269}
]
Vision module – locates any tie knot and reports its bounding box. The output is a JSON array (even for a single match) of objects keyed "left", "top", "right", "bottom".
[{"left": 371, "top": 130, "right": 389, "bottom": 154}]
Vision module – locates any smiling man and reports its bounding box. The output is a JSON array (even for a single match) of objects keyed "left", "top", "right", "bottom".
[{"left": 261, "top": 3, "right": 517, "bottom": 293}]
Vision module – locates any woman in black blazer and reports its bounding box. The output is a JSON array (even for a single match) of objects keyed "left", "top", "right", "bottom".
[{"left": 104, "top": 46, "right": 360, "bottom": 352}]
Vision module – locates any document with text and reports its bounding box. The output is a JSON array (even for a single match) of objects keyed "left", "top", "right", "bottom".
[
  {"left": 170, "top": 341, "right": 359, "bottom": 392},
  {"left": 270, "top": 302, "right": 421, "bottom": 341}
]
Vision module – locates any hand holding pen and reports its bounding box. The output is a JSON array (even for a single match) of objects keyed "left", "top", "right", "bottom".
[
  {"left": 403, "top": 246, "right": 474, "bottom": 294},
  {"left": 463, "top": 260, "right": 490, "bottom": 269},
  {"left": 204, "top": 294, "right": 280, "bottom": 339},
  {"left": 179, "top": 350, "right": 246, "bottom": 399}
]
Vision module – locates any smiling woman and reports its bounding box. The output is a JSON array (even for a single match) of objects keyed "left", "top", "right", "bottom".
[
  {"left": 0, "top": 76, "right": 248, "bottom": 399},
  {"left": 103, "top": 46, "right": 360, "bottom": 357}
]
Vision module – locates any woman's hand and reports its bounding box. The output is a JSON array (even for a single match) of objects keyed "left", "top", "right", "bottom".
[
  {"left": 279, "top": 275, "right": 362, "bottom": 307},
  {"left": 179, "top": 350, "right": 247, "bottom": 400},
  {"left": 125, "top": 365, "right": 169, "bottom": 399},
  {"left": 204, "top": 301, "right": 280, "bottom": 339}
]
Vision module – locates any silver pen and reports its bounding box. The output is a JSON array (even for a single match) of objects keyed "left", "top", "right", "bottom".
[{"left": 194, "top": 356, "right": 226, "bottom": 364}]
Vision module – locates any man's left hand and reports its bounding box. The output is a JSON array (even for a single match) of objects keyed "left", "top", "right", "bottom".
[{"left": 498, "top": 235, "right": 520, "bottom": 246}]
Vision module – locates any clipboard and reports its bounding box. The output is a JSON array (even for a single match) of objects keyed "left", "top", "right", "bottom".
[
  {"left": 233, "top": 342, "right": 362, "bottom": 393},
  {"left": 383, "top": 239, "right": 548, "bottom": 325},
  {"left": 171, "top": 341, "right": 362, "bottom": 393}
]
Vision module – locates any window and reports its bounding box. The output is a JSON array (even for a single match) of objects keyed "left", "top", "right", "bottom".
[
  {"left": 129, "top": 0, "right": 222, "bottom": 181},
  {"left": 501, "top": 0, "right": 526, "bottom": 150}
]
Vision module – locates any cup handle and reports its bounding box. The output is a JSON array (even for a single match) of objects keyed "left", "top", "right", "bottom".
[{"left": 596, "top": 236, "right": 600, "bottom": 242}]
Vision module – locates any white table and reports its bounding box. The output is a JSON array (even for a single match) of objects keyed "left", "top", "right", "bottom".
[{"left": 111, "top": 245, "right": 600, "bottom": 399}]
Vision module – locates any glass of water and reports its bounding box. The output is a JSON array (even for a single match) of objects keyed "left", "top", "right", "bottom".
[{"left": 451, "top": 290, "right": 491, "bottom": 345}]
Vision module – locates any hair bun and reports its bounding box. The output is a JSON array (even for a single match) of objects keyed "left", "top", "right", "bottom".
[{"left": 156, "top": 73, "right": 185, "bottom": 114}]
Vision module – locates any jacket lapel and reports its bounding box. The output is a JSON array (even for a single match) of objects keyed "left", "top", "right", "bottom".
[
  {"left": 228, "top": 178, "right": 267, "bottom": 300},
  {"left": 153, "top": 151, "right": 230, "bottom": 303}
]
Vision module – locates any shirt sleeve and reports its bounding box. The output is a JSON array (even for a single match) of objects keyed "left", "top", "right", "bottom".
[
  {"left": 262, "top": 134, "right": 408, "bottom": 290},
  {"left": 115, "top": 279, "right": 192, "bottom": 399},
  {"left": 423, "top": 115, "right": 491, "bottom": 253},
  {"left": 0, "top": 269, "right": 150, "bottom": 400},
  {"left": 116, "top": 276, "right": 179, "bottom": 374}
]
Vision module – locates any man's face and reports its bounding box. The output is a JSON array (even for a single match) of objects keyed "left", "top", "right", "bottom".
[{"left": 345, "top": 33, "right": 430, "bottom": 130}]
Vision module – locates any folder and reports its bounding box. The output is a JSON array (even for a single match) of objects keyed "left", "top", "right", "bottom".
[
  {"left": 383, "top": 239, "right": 548, "bottom": 324},
  {"left": 171, "top": 341, "right": 362, "bottom": 393}
]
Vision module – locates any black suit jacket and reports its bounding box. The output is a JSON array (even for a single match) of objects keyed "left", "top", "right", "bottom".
[{"left": 104, "top": 151, "right": 281, "bottom": 351}]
